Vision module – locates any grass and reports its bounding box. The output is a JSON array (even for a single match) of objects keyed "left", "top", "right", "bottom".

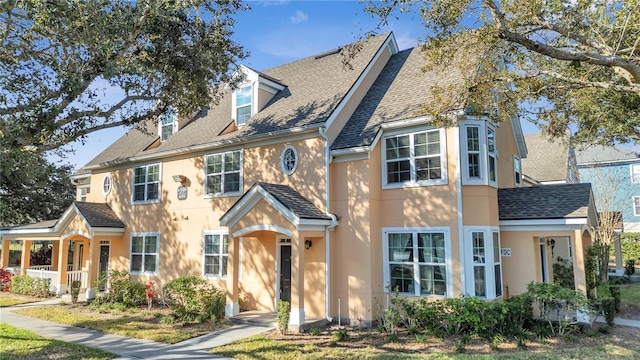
[
  {"left": 618, "top": 283, "right": 640, "bottom": 307},
  {"left": 14, "top": 304, "right": 220, "bottom": 344},
  {"left": 0, "top": 323, "right": 116, "bottom": 360},
  {"left": 0, "top": 291, "right": 42, "bottom": 307}
]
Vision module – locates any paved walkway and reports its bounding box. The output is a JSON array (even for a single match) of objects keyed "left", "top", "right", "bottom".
[{"left": 0, "top": 299, "right": 272, "bottom": 359}]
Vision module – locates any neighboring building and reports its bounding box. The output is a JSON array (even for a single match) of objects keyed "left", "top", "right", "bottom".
[
  {"left": 1, "top": 33, "right": 598, "bottom": 327},
  {"left": 521, "top": 133, "right": 579, "bottom": 185}
]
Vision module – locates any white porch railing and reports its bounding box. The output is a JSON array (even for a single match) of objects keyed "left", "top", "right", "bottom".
[
  {"left": 25, "top": 269, "right": 58, "bottom": 292},
  {"left": 67, "top": 271, "right": 88, "bottom": 289},
  {"left": 28, "top": 265, "right": 52, "bottom": 271}
]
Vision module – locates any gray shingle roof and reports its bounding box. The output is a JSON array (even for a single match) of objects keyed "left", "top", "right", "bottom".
[
  {"left": 74, "top": 202, "right": 125, "bottom": 228},
  {"left": 332, "top": 46, "right": 470, "bottom": 150},
  {"left": 497, "top": 183, "right": 592, "bottom": 220},
  {"left": 1, "top": 220, "right": 58, "bottom": 231},
  {"left": 255, "top": 182, "right": 331, "bottom": 220},
  {"left": 576, "top": 145, "right": 639, "bottom": 165},
  {"left": 83, "top": 34, "right": 391, "bottom": 168},
  {"left": 521, "top": 133, "right": 571, "bottom": 182}
]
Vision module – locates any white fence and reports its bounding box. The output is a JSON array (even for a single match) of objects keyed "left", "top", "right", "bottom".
[
  {"left": 28, "top": 265, "right": 52, "bottom": 271},
  {"left": 66, "top": 271, "right": 88, "bottom": 289},
  {"left": 25, "top": 269, "right": 59, "bottom": 292}
]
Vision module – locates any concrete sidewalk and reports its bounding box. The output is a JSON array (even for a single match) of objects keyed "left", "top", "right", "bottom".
[{"left": 0, "top": 299, "right": 272, "bottom": 359}]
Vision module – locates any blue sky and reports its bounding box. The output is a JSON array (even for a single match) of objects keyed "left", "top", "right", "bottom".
[{"left": 51, "top": 0, "right": 638, "bottom": 169}]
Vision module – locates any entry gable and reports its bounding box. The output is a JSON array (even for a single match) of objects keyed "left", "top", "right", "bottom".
[
  {"left": 220, "top": 182, "right": 332, "bottom": 231},
  {"left": 55, "top": 202, "right": 125, "bottom": 236}
]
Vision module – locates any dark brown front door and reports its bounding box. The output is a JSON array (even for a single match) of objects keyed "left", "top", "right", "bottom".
[{"left": 280, "top": 245, "right": 291, "bottom": 304}]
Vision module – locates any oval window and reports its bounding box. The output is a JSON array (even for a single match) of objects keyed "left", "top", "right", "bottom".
[
  {"left": 102, "top": 175, "right": 112, "bottom": 195},
  {"left": 281, "top": 145, "right": 298, "bottom": 175}
]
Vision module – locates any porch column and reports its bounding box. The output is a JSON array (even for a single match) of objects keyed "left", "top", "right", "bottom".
[
  {"left": 1, "top": 239, "right": 9, "bottom": 267},
  {"left": 56, "top": 239, "right": 69, "bottom": 295},
  {"left": 20, "top": 240, "right": 31, "bottom": 275},
  {"left": 614, "top": 236, "right": 624, "bottom": 276},
  {"left": 572, "top": 231, "right": 587, "bottom": 294},
  {"left": 290, "top": 235, "right": 305, "bottom": 326},
  {"left": 85, "top": 237, "right": 97, "bottom": 299},
  {"left": 225, "top": 236, "right": 240, "bottom": 317},
  {"left": 51, "top": 241, "right": 60, "bottom": 270}
]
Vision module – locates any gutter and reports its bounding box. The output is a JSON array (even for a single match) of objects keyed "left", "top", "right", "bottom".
[{"left": 319, "top": 127, "right": 338, "bottom": 322}]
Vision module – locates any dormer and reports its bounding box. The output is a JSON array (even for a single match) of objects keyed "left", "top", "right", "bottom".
[
  {"left": 159, "top": 108, "right": 178, "bottom": 142},
  {"left": 231, "top": 65, "right": 285, "bottom": 126}
]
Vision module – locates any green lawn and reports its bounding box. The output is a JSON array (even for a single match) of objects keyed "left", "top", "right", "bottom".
[
  {"left": 0, "top": 323, "right": 116, "bottom": 360},
  {"left": 618, "top": 283, "right": 640, "bottom": 307},
  {"left": 0, "top": 292, "right": 42, "bottom": 307}
]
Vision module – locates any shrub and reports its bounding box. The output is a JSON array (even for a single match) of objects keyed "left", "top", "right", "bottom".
[
  {"left": 102, "top": 271, "right": 145, "bottom": 307},
  {"left": 625, "top": 260, "right": 636, "bottom": 278},
  {"left": 163, "top": 276, "right": 226, "bottom": 323},
  {"left": 553, "top": 256, "right": 575, "bottom": 289},
  {"left": 145, "top": 282, "right": 158, "bottom": 310},
  {"left": 277, "top": 299, "right": 290, "bottom": 335},
  {"left": 70, "top": 280, "right": 81, "bottom": 303},
  {"left": 333, "top": 328, "right": 350, "bottom": 341},
  {"left": 0, "top": 267, "right": 14, "bottom": 291},
  {"left": 10, "top": 275, "right": 51, "bottom": 297},
  {"left": 600, "top": 298, "right": 616, "bottom": 327}
]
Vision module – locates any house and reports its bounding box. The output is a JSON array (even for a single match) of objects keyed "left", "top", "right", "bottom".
[
  {"left": 521, "top": 133, "right": 579, "bottom": 185},
  {"left": 1, "top": 33, "right": 598, "bottom": 327}
]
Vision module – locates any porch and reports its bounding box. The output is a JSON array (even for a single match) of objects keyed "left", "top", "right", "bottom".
[{"left": 5, "top": 265, "right": 90, "bottom": 293}]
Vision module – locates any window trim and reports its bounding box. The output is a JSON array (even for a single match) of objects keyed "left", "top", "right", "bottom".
[
  {"left": 202, "top": 230, "right": 229, "bottom": 279},
  {"left": 131, "top": 163, "right": 161, "bottom": 204},
  {"left": 204, "top": 150, "right": 243, "bottom": 198},
  {"left": 631, "top": 164, "right": 640, "bottom": 184},
  {"left": 381, "top": 128, "right": 448, "bottom": 189},
  {"left": 159, "top": 109, "right": 178, "bottom": 142},
  {"left": 460, "top": 121, "right": 498, "bottom": 187},
  {"left": 233, "top": 85, "right": 253, "bottom": 126},
  {"left": 382, "top": 227, "right": 452, "bottom": 298},
  {"left": 513, "top": 156, "right": 522, "bottom": 187},
  {"left": 78, "top": 186, "right": 88, "bottom": 202},
  {"left": 487, "top": 126, "right": 497, "bottom": 187},
  {"left": 634, "top": 196, "right": 640, "bottom": 216},
  {"left": 102, "top": 175, "right": 112, "bottom": 196},
  {"left": 281, "top": 145, "right": 298, "bottom": 175},
  {"left": 463, "top": 226, "right": 503, "bottom": 299},
  {"left": 129, "top": 232, "right": 160, "bottom": 275}
]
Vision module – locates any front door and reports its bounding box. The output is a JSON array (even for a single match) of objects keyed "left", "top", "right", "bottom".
[
  {"left": 539, "top": 239, "right": 549, "bottom": 283},
  {"left": 98, "top": 244, "right": 110, "bottom": 291},
  {"left": 279, "top": 244, "right": 292, "bottom": 304}
]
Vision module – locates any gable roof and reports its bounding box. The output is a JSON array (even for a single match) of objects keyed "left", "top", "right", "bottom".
[
  {"left": 73, "top": 202, "right": 125, "bottom": 228},
  {"left": 83, "top": 33, "right": 393, "bottom": 169},
  {"left": 497, "top": 183, "right": 594, "bottom": 220},
  {"left": 521, "top": 133, "right": 572, "bottom": 183},
  {"left": 331, "top": 46, "right": 470, "bottom": 150},
  {"left": 576, "top": 145, "right": 640, "bottom": 166}
]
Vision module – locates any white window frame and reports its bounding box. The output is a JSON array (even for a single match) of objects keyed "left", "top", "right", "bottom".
[
  {"left": 513, "top": 156, "right": 522, "bottom": 187},
  {"left": 382, "top": 227, "right": 452, "bottom": 297},
  {"left": 129, "top": 232, "right": 159, "bottom": 275},
  {"left": 204, "top": 150, "right": 243, "bottom": 197},
  {"left": 78, "top": 187, "right": 88, "bottom": 201},
  {"left": 132, "top": 163, "right": 161, "bottom": 204},
  {"left": 631, "top": 164, "right": 640, "bottom": 183},
  {"left": 463, "top": 226, "right": 502, "bottom": 299},
  {"left": 202, "top": 230, "right": 229, "bottom": 279},
  {"left": 102, "top": 175, "right": 112, "bottom": 196},
  {"left": 634, "top": 196, "right": 640, "bottom": 216},
  {"left": 382, "top": 128, "right": 448, "bottom": 189},
  {"left": 492, "top": 231, "right": 502, "bottom": 297},
  {"left": 281, "top": 145, "right": 298, "bottom": 175},
  {"left": 159, "top": 109, "right": 178, "bottom": 142},
  {"left": 233, "top": 85, "right": 252, "bottom": 126},
  {"left": 465, "top": 125, "right": 482, "bottom": 180},
  {"left": 460, "top": 120, "right": 497, "bottom": 187}
]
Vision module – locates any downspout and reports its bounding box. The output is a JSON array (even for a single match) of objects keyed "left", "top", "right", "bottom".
[
  {"left": 319, "top": 127, "right": 338, "bottom": 322},
  {"left": 454, "top": 126, "right": 466, "bottom": 295}
]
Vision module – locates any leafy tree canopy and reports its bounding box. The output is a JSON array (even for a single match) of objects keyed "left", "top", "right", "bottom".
[
  {"left": 0, "top": 0, "right": 248, "bottom": 154},
  {"left": 365, "top": 0, "right": 640, "bottom": 146}
]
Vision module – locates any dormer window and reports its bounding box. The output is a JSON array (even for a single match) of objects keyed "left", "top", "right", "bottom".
[
  {"left": 160, "top": 109, "right": 178, "bottom": 142},
  {"left": 235, "top": 86, "right": 252, "bottom": 126}
]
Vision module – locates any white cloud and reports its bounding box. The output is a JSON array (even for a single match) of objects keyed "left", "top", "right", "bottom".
[
  {"left": 252, "top": 0, "right": 290, "bottom": 7},
  {"left": 290, "top": 10, "right": 308, "bottom": 24}
]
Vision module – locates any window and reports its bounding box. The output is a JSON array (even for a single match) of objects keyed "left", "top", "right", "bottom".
[
  {"left": 203, "top": 232, "right": 229, "bottom": 278},
  {"left": 464, "top": 227, "right": 503, "bottom": 298},
  {"left": 281, "top": 145, "right": 298, "bottom": 175},
  {"left": 383, "top": 129, "right": 446, "bottom": 188},
  {"left": 133, "top": 164, "right": 160, "bottom": 203},
  {"left": 384, "top": 228, "right": 450, "bottom": 297},
  {"left": 205, "top": 150, "right": 242, "bottom": 196},
  {"left": 102, "top": 175, "right": 112, "bottom": 195},
  {"left": 78, "top": 188, "right": 88, "bottom": 201},
  {"left": 514, "top": 157, "right": 522, "bottom": 187},
  {"left": 160, "top": 109, "right": 178, "bottom": 141},
  {"left": 130, "top": 233, "right": 159, "bottom": 274},
  {"left": 235, "top": 86, "right": 252, "bottom": 125},
  {"left": 466, "top": 126, "right": 481, "bottom": 178},
  {"left": 634, "top": 196, "right": 640, "bottom": 216},
  {"left": 632, "top": 164, "right": 640, "bottom": 183},
  {"left": 461, "top": 122, "right": 497, "bottom": 186}
]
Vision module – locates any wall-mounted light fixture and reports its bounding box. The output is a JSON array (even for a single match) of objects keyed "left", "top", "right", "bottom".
[
  {"left": 547, "top": 238, "right": 556, "bottom": 257},
  {"left": 305, "top": 239, "right": 312, "bottom": 250},
  {"left": 172, "top": 175, "right": 187, "bottom": 183}
]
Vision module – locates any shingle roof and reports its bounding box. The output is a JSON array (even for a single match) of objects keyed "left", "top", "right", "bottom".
[
  {"left": 521, "top": 133, "right": 571, "bottom": 182},
  {"left": 1, "top": 220, "right": 58, "bottom": 231},
  {"left": 576, "top": 145, "right": 639, "bottom": 165},
  {"left": 74, "top": 202, "right": 125, "bottom": 228},
  {"left": 497, "top": 183, "right": 592, "bottom": 220},
  {"left": 332, "top": 46, "right": 470, "bottom": 150},
  {"left": 255, "top": 182, "right": 331, "bottom": 220},
  {"left": 83, "top": 34, "right": 391, "bottom": 168}
]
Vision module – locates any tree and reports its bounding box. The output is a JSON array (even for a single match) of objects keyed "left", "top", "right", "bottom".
[
  {"left": 364, "top": 0, "right": 640, "bottom": 146},
  {"left": 0, "top": 150, "right": 75, "bottom": 226},
  {"left": 0, "top": 0, "right": 247, "bottom": 154}
]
